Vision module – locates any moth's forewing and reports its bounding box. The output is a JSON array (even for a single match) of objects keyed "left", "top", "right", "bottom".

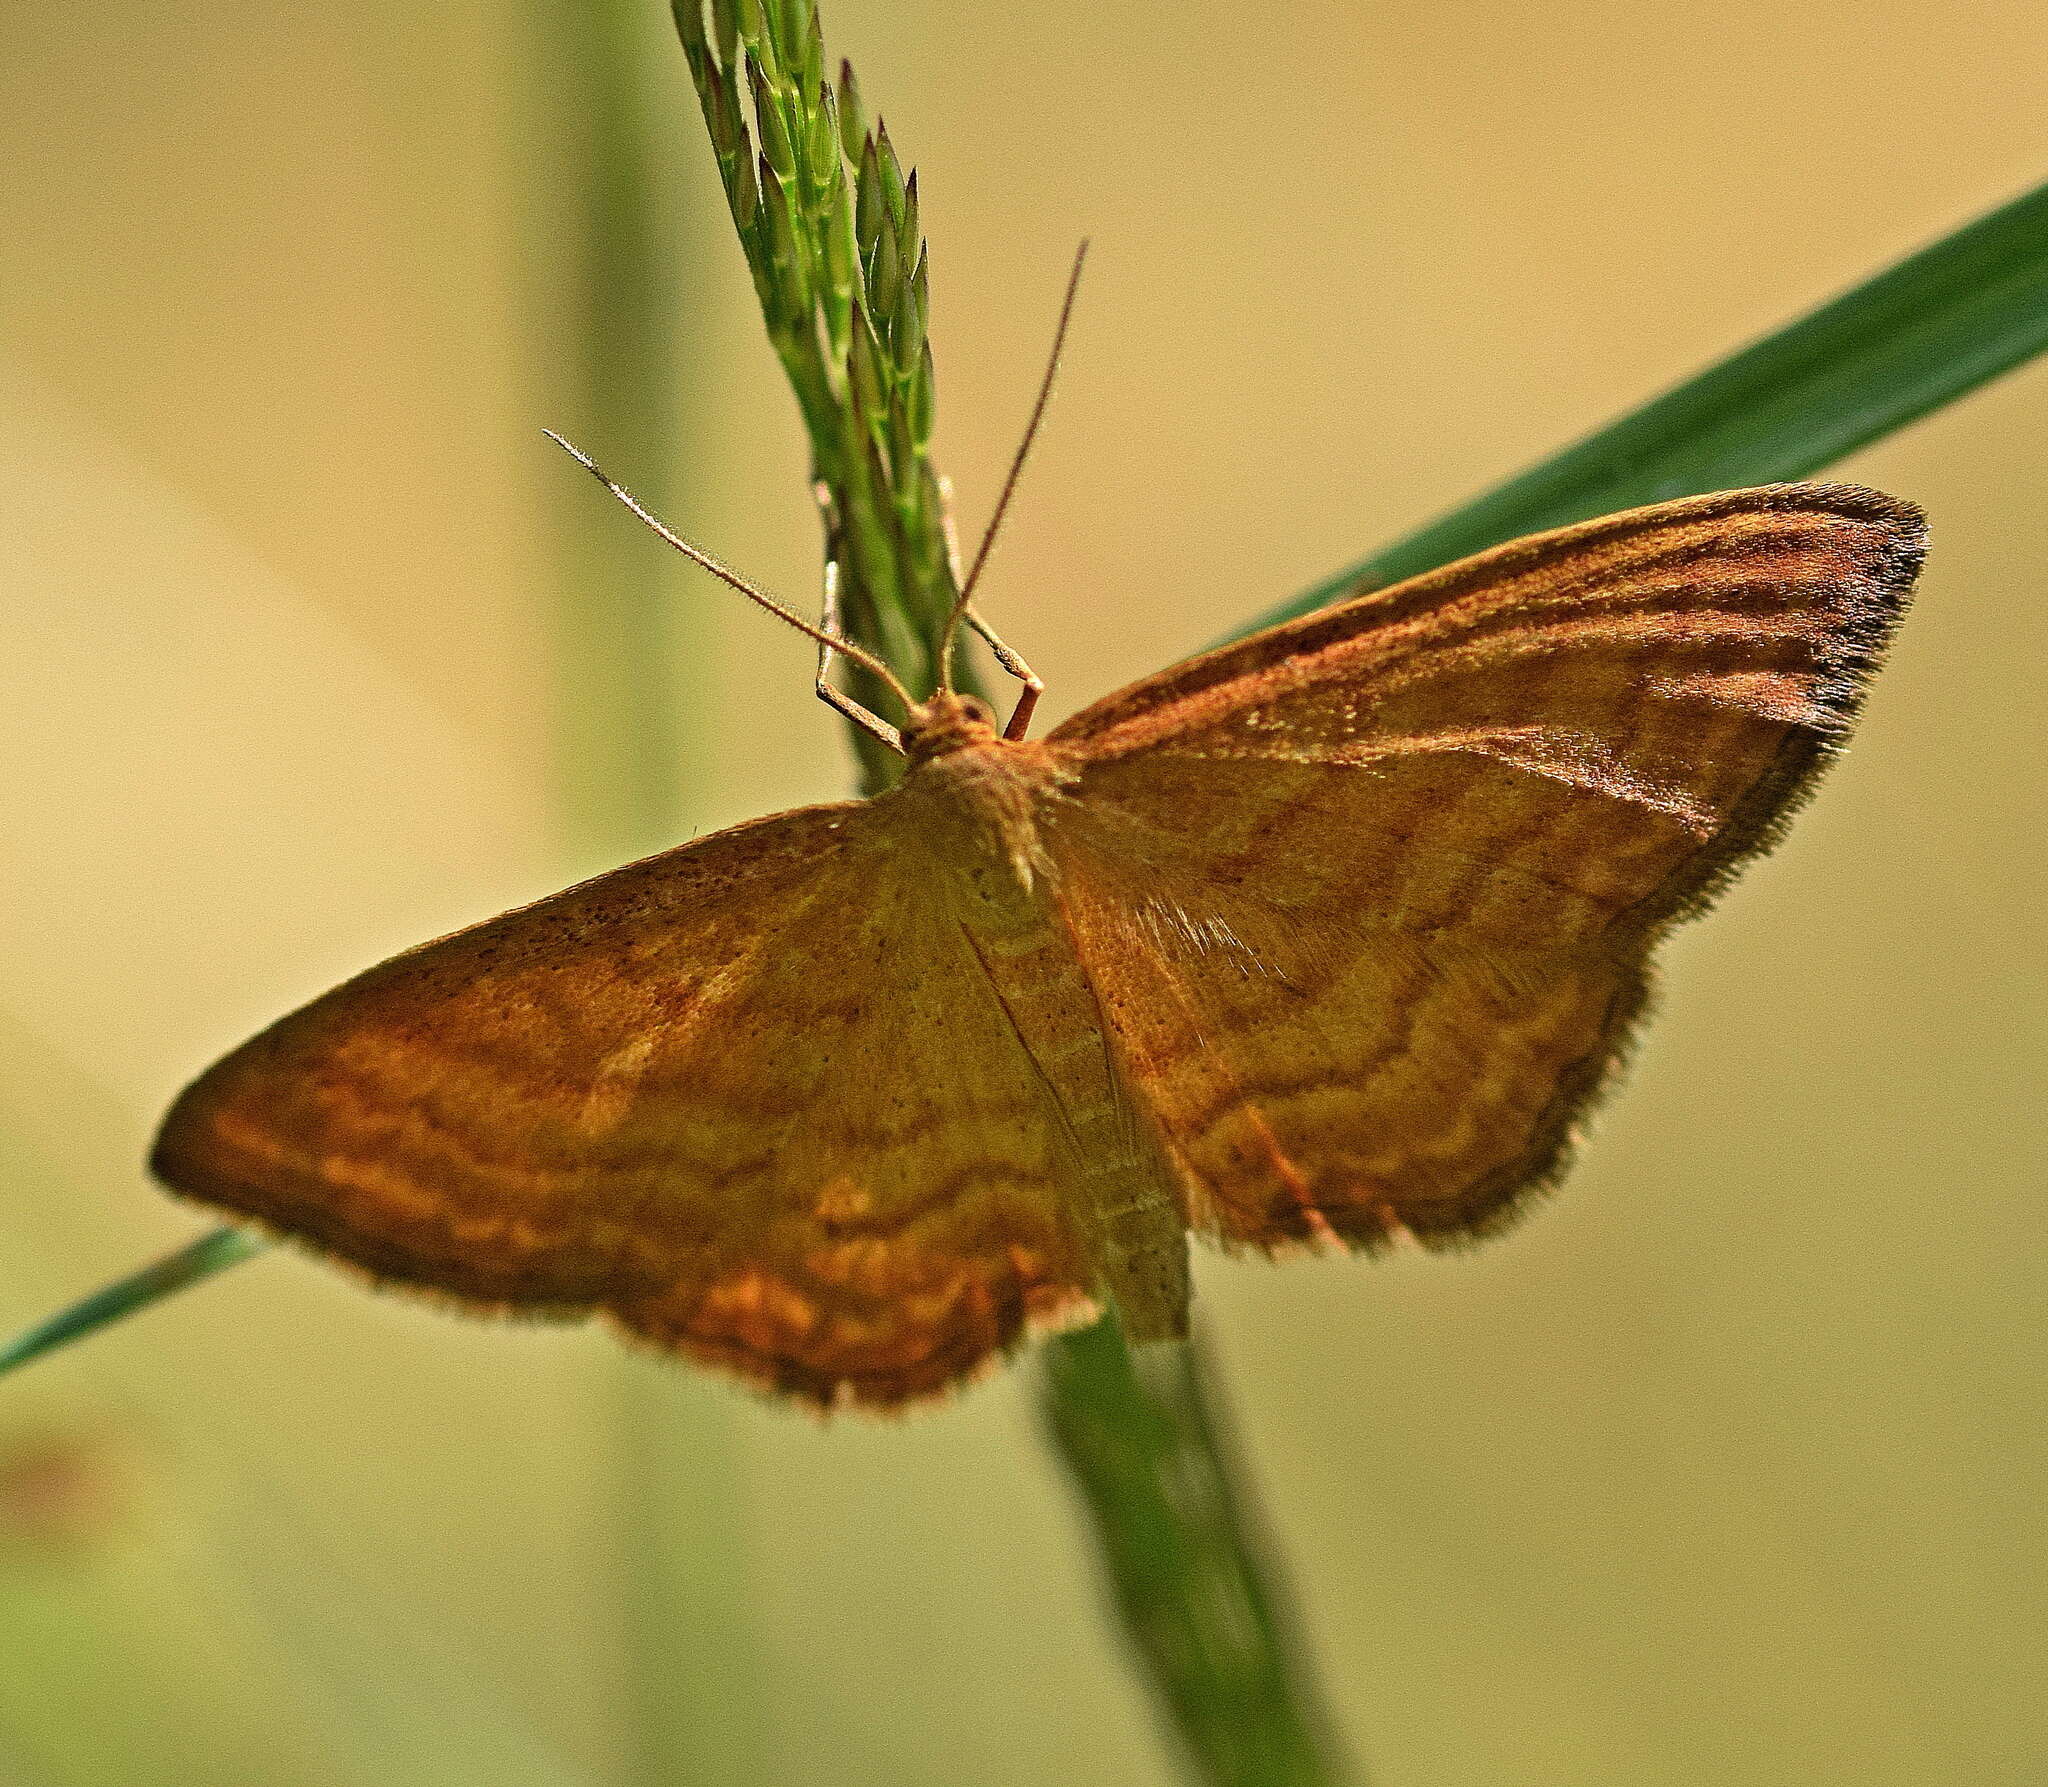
[
  {"left": 152, "top": 798, "right": 1098, "bottom": 1408},
  {"left": 1040, "top": 484, "right": 1925, "bottom": 1249}
]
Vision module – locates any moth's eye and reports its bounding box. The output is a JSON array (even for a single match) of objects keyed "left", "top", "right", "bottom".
[{"left": 958, "top": 695, "right": 996, "bottom": 727}]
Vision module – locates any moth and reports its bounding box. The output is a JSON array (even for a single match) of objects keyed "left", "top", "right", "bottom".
[{"left": 151, "top": 478, "right": 1924, "bottom": 1408}]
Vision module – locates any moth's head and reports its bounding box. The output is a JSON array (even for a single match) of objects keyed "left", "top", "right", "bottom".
[{"left": 902, "top": 691, "right": 1001, "bottom": 763}]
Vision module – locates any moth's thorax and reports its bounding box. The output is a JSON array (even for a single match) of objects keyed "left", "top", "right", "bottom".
[{"left": 898, "top": 700, "right": 1072, "bottom": 897}]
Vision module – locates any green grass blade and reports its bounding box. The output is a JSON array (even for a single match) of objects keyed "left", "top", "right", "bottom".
[
  {"left": 1250, "top": 175, "right": 2048, "bottom": 633},
  {"left": 0, "top": 1227, "right": 264, "bottom": 1380}
]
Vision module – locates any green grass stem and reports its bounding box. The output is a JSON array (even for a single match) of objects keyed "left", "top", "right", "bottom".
[{"left": 1042, "top": 1321, "right": 1355, "bottom": 1786}]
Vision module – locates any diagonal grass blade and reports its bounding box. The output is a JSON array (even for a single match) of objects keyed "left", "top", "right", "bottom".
[{"left": 1240, "top": 175, "right": 2048, "bottom": 638}]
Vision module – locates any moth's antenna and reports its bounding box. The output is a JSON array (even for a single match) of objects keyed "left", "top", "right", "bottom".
[
  {"left": 936, "top": 241, "right": 1088, "bottom": 694},
  {"left": 545, "top": 430, "right": 914, "bottom": 750}
]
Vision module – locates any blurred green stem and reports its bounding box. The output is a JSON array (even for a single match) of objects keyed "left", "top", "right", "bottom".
[
  {"left": 537, "top": 4, "right": 770, "bottom": 1784},
  {"left": 543, "top": 0, "right": 693, "bottom": 879}
]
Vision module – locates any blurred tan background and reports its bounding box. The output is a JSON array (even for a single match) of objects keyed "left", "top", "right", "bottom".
[{"left": 2, "top": 3, "right": 2044, "bottom": 1784}]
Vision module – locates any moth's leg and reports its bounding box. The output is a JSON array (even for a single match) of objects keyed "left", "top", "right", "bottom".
[
  {"left": 812, "top": 557, "right": 904, "bottom": 752},
  {"left": 966, "top": 613, "right": 1045, "bottom": 741},
  {"left": 933, "top": 473, "right": 1045, "bottom": 740}
]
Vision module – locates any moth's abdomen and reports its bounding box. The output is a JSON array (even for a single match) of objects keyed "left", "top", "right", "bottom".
[{"left": 951, "top": 882, "right": 1189, "bottom": 1344}]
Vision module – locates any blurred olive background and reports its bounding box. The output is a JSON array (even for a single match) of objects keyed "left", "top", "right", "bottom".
[{"left": 3, "top": 3, "right": 2044, "bottom": 1785}]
